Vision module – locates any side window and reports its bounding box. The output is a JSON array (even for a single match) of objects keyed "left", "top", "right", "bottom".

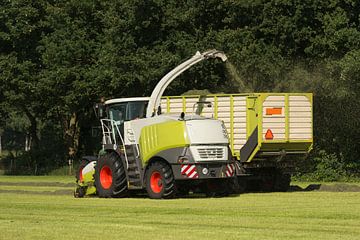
[{"left": 127, "top": 101, "right": 147, "bottom": 120}]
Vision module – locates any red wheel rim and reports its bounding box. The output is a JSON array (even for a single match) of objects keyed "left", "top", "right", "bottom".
[
  {"left": 79, "top": 168, "right": 84, "bottom": 182},
  {"left": 150, "top": 171, "right": 163, "bottom": 193},
  {"left": 100, "top": 166, "right": 112, "bottom": 189}
]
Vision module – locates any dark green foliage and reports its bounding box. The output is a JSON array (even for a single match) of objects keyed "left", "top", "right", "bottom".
[{"left": 0, "top": 0, "right": 359, "bottom": 179}]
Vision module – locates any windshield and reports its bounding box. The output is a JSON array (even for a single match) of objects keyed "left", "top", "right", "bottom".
[{"left": 108, "top": 101, "right": 148, "bottom": 122}]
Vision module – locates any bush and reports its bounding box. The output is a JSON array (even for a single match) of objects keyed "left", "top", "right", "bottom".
[{"left": 311, "top": 150, "right": 346, "bottom": 181}]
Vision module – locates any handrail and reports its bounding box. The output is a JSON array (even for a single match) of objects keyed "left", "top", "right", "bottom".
[{"left": 100, "top": 119, "right": 129, "bottom": 170}]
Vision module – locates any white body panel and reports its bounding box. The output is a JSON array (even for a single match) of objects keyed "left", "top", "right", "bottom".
[
  {"left": 289, "top": 95, "right": 312, "bottom": 140},
  {"left": 185, "top": 119, "right": 228, "bottom": 145},
  {"left": 82, "top": 161, "right": 96, "bottom": 176},
  {"left": 105, "top": 97, "right": 150, "bottom": 105}
]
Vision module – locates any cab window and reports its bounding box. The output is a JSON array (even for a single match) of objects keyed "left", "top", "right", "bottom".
[
  {"left": 127, "top": 101, "right": 147, "bottom": 120},
  {"left": 108, "top": 103, "right": 126, "bottom": 125}
]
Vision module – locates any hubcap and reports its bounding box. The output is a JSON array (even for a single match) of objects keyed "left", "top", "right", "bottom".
[
  {"left": 100, "top": 166, "right": 112, "bottom": 189},
  {"left": 150, "top": 171, "right": 163, "bottom": 193}
]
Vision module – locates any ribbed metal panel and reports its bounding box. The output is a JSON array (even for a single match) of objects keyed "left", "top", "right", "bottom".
[{"left": 289, "top": 95, "right": 312, "bottom": 140}]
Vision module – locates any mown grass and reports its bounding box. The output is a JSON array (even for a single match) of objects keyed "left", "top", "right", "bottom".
[
  {"left": 0, "top": 175, "right": 73, "bottom": 183},
  {"left": 0, "top": 177, "right": 360, "bottom": 240}
]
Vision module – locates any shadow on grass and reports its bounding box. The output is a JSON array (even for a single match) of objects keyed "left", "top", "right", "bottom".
[{"left": 289, "top": 183, "right": 360, "bottom": 192}]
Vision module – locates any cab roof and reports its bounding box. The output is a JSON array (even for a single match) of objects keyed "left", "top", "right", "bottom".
[{"left": 105, "top": 97, "right": 150, "bottom": 105}]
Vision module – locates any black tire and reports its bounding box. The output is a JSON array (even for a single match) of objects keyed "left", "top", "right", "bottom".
[
  {"left": 274, "top": 172, "right": 291, "bottom": 192},
  {"left": 204, "top": 179, "right": 231, "bottom": 197},
  {"left": 145, "top": 161, "right": 176, "bottom": 199},
  {"left": 94, "top": 152, "right": 128, "bottom": 198},
  {"left": 176, "top": 184, "right": 190, "bottom": 197}
]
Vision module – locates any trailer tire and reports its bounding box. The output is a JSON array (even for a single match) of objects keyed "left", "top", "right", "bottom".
[
  {"left": 145, "top": 161, "right": 176, "bottom": 199},
  {"left": 274, "top": 172, "right": 291, "bottom": 192},
  {"left": 95, "top": 152, "right": 128, "bottom": 198},
  {"left": 204, "top": 179, "right": 231, "bottom": 197}
]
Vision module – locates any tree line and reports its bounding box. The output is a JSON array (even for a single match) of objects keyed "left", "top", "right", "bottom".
[{"left": 0, "top": 0, "right": 359, "bottom": 179}]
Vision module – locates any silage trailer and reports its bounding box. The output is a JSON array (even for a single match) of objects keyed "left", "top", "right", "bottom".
[{"left": 161, "top": 93, "right": 313, "bottom": 191}]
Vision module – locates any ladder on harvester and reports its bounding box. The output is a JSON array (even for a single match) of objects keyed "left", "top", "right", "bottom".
[
  {"left": 100, "top": 119, "right": 129, "bottom": 169},
  {"left": 100, "top": 119, "right": 142, "bottom": 189},
  {"left": 125, "top": 145, "right": 142, "bottom": 188}
]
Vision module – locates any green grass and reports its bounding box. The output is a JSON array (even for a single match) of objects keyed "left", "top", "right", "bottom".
[
  {"left": 0, "top": 185, "right": 73, "bottom": 191},
  {"left": 0, "top": 177, "right": 360, "bottom": 240},
  {"left": 0, "top": 175, "right": 74, "bottom": 183}
]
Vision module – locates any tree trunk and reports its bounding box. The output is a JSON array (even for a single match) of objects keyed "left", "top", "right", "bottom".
[
  {"left": 62, "top": 112, "right": 81, "bottom": 162},
  {"left": 23, "top": 108, "right": 39, "bottom": 149},
  {"left": 23, "top": 108, "right": 39, "bottom": 174}
]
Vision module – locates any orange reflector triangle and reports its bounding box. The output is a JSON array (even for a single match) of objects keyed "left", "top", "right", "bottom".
[{"left": 265, "top": 129, "right": 274, "bottom": 140}]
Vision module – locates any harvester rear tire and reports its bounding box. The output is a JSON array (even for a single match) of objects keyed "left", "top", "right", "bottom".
[
  {"left": 145, "top": 161, "right": 176, "bottom": 199},
  {"left": 95, "top": 152, "right": 128, "bottom": 198}
]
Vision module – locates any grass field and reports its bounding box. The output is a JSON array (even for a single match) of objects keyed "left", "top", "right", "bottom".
[{"left": 0, "top": 176, "right": 360, "bottom": 240}]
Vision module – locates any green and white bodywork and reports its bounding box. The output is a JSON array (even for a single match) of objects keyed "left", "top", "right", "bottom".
[{"left": 75, "top": 50, "right": 236, "bottom": 198}]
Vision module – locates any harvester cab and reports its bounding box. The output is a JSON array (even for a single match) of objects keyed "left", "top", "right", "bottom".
[{"left": 75, "top": 49, "right": 237, "bottom": 199}]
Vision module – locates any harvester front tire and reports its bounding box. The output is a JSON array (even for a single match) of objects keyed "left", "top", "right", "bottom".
[
  {"left": 95, "top": 152, "right": 128, "bottom": 198},
  {"left": 145, "top": 161, "right": 176, "bottom": 199}
]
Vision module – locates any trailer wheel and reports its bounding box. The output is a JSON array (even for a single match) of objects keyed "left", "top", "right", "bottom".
[
  {"left": 145, "top": 161, "right": 176, "bottom": 199},
  {"left": 204, "top": 179, "right": 231, "bottom": 197},
  {"left": 274, "top": 172, "right": 291, "bottom": 192},
  {"left": 95, "top": 152, "right": 128, "bottom": 198}
]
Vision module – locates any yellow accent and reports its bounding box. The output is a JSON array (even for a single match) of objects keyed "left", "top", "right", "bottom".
[
  {"left": 214, "top": 96, "right": 218, "bottom": 119},
  {"left": 246, "top": 145, "right": 261, "bottom": 162},
  {"left": 85, "top": 186, "right": 97, "bottom": 195},
  {"left": 285, "top": 94, "right": 289, "bottom": 142},
  {"left": 166, "top": 97, "right": 170, "bottom": 113},
  {"left": 246, "top": 96, "right": 258, "bottom": 138},
  {"left": 182, "top": 97, "right": 186, "bottom": 113},
  {"left": 83, "top": 170, "right": 94, "bottom": 183},
  {"left": 258, "top": 93, "right": 263, "bottom": 150},
  {"left": 139, "top": 121, "right": 190, "bottom": 163}
]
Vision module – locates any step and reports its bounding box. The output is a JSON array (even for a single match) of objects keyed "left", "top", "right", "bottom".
[{"left": 127, "top": 163, "right": 138, "bottom": 169}]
